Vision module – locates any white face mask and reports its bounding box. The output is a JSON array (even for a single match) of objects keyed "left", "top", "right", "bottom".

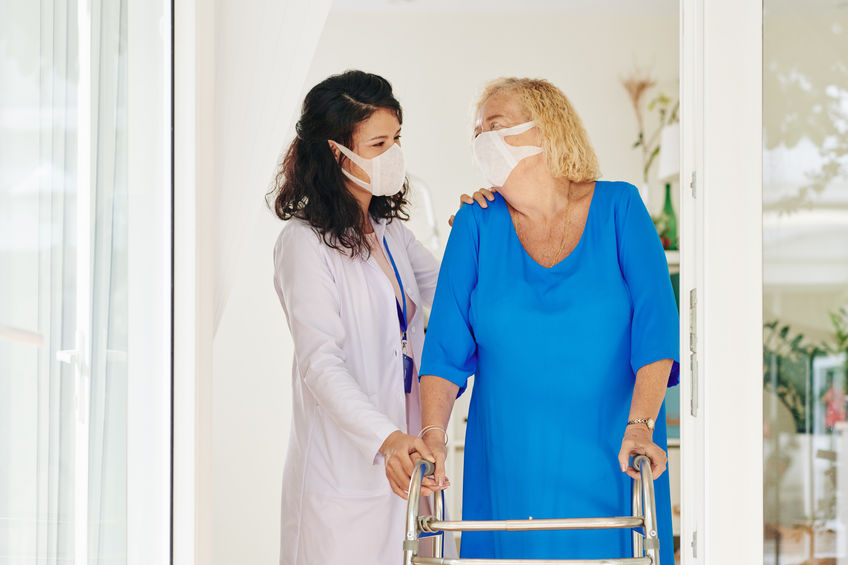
[
  {"left": 333, "top": 142, "right": 406, "bottom": 197},
  {"left": 472, "top": 121, "right": 542, "bottom": 187}
]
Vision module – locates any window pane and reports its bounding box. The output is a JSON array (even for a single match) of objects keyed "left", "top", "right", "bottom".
[{"left": 763, "top": 3, "right": 848, "bottom": 564}]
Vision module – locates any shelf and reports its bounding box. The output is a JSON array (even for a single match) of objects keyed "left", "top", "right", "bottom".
[
  {"left": 665, "top": 250, "right": 679, "bottom": 266},
  {"left": 665, "top": 250, "right": 680, "bottom": 274},
  {"left": 667, "top": 437, "right": 681, "bottom": 448}
]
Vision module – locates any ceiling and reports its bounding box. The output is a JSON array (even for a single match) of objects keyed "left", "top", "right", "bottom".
[
  {"left": 331, "top": 0, "right": 678, "bottom": 15},
  {"left": 331, "top": 0, "right": 848, "bottom": 16}
]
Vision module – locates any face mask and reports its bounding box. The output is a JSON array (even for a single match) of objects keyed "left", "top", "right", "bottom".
[
  {"left": 472, "top": 121, "right": 542, "bottom": 187},
  {"left": 333, "top": 142, "right": 406, "bottom": 197}
]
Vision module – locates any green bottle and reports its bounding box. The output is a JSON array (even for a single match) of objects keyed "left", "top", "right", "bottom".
[{"left": 663, "top": 183, "right": 678, "bottom": 250}]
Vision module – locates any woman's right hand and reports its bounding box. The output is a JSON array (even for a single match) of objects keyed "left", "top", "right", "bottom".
[
  {"left": 449, "top": 187, "right": 497, "bottom": 226},
  {"left": 380, "top": 430, "right": 443, "bottom": 499},
  {"left": 421, "top": 428, "right": 450, "bottom": 489}
]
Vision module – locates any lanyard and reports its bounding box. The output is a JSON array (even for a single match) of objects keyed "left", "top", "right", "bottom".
[{"left": 382, "top": 237, "right": 408, "bottom": 339}]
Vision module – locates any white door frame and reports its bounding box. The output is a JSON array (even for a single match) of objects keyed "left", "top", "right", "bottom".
[
  {"left": 126, "top": 0, "right": 174, "bottom": 562},
  {"left": 173, "top": 1, "right": 217, "bottom": 563},
  {"left": 680, "top": 0, "right": 763, "bottom": 563}
]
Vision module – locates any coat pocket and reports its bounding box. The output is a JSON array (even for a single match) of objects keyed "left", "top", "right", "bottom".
[{"left": 304, "top": 393, "right": 392, "bottom": 495}]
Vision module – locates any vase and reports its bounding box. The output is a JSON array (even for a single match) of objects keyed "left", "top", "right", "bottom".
[{"left": 662, "top": 183, "right": 678, "bottom": 250}]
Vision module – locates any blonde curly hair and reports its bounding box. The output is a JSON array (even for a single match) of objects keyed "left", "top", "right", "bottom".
[{"left": 475, "top": 77, "right": 601, "bottom": 182}]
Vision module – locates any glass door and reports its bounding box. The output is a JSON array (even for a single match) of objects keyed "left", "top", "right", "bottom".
[{"left": 762, "top": 3, "right": 848, "bottom": 564}]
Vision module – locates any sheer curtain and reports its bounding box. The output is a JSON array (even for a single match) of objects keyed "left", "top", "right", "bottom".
[
  {"left": 0, "top": 2, "right": 79, "bottom": 562},
  {"left": 0, "top": 2, "right": 169, "bottom": 563},
  {"left": 211, "top": 0, "right": 332, "bottom": 331},
  {"left": 87, "top": 1, "right": 128, "bottom": 562}
]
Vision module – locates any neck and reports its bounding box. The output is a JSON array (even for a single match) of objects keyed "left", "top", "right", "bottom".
[
  {"left": 503, "top": 166, "right": 572, "bottom": 225},
  {"left": 347, "top": 181, "right": 375, "bottom": 233}
]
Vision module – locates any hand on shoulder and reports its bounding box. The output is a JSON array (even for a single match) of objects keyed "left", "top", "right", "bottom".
[{"left": 449, "top": 187, "right": 497, "bottom": 226}]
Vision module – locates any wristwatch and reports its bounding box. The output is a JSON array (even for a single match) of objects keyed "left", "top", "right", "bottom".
[{"left": 628, "top": 417, "right": 655, "bottom": 431}]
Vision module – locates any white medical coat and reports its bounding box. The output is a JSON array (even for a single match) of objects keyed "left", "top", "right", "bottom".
[{"left": 273, "top": 216, "right": 440, "bottom": 565}]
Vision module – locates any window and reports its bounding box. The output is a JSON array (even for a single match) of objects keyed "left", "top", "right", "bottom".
[{"left": 0, "top": 2, "right": 171, "bottom": 563}]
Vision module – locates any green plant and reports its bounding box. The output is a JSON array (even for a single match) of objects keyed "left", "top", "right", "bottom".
[
  {"left": 823, "top": 307, "right": 848, "bottom": 355},
  {"left": 636, "top": 94, "right": 679, "bottom": 183},
  {"left": 763, "top": 320, "right": 815, "bottom": 433},
  {"left": 763, "top": 309, "right": 848, "bottom": 434},
  {"left": 763, "top": 309, "right": 848, "bottom": 550},
  {"left": 620, "top": 71, "right": 679, "bottom": 184}
]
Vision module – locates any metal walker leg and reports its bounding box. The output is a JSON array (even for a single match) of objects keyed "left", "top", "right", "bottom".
[{"left": 404, "top": 456, "right": 660, "bottom": 565}]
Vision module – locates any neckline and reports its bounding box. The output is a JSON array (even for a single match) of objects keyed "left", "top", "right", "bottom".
[{"left": 504, "top": 181, "right": 598, "bottom": 271}]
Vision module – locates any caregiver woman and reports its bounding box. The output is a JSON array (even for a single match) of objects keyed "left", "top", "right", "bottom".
[
  {"left": 401, "top": 77, "right": 680, "bottom": 563},
  {"left": 270, "top": 70, "right": 451, "bottom": 565}
]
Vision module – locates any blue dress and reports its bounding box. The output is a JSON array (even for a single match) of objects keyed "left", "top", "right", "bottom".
[{"left": 420, "top": 181, "right": 679, "bottom": 563}]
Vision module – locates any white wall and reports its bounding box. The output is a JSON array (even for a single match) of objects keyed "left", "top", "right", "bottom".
[
  {"left": 210, "top": 10, "right": 678, "bottom": 565},
  {"left": 305, "top": 13, "right": 680, "bottom": 241}
]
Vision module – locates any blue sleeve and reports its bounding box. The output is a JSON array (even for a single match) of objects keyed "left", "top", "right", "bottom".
[
  {"left": 419, "top": 205, "right": 479, "bottom": 394},
  {"left": 616, "top": 184, "right": 680, "bottom": 387}
]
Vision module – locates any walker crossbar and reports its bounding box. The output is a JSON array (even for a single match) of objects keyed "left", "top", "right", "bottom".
[
  {"left": 403, "top": 456, "right": 660, "bottom": 565},
  {"left": 410, "top": 559, "right": 651, "bottom": 565}
]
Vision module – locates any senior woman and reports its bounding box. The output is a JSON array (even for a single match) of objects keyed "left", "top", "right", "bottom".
[{"left": 403, "top": 78, "right": 679, "bottom": 562}]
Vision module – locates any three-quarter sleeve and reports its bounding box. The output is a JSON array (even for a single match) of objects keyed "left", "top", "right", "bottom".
[
  {"left": 419, "top": 206, "right": 479, "bottom": 392},
  {"left": 616, "top": 184, "right": 680, "bottom": 386}
]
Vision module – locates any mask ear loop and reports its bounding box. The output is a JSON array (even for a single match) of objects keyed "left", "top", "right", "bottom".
[
  {"left": 497, "top": 120, "right": 536, "bottom": 137},
  {"left": 332, "top": 141, "right": 374, "bottom": 189},
  {"left": 493, "top": 121, "right": 543, "bottom": 166}
]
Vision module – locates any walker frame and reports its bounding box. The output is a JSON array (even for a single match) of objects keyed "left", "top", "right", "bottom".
[{"left": 403, "top": 455, "right": 660, "bottom": 565}]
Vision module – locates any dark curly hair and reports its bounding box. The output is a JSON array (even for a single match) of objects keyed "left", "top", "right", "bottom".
[{"left": 268, "top": 70, "right": 410, "bottom": 257}]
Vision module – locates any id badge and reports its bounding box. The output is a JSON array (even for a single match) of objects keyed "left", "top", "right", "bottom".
[{"left": 401, "top": 338, "right": 414, "bottom": 394}]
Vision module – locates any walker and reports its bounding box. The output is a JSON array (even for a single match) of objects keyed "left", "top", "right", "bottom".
[{"left": 403, "top": 455, "right": 660, "bottom": 565}]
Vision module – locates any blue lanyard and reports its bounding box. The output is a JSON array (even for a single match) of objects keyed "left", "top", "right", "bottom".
[{"left": 382, "top": 237, "right": 408, "bottom": 338}]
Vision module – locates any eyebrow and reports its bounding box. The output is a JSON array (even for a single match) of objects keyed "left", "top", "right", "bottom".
[
  {"left": 485, "top": 114, "right": 506, "bottom": 123},
  {"left": 368, "top": 127, "right": 402, "bottom": 142}
]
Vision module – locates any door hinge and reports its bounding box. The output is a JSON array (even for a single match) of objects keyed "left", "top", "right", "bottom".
[
  {"left": 691, "top": 530, "right": 698, "bottom": 558},
  {"left": 690, "top": 170, "right": 697, "bottom": 198},
  {"left": 689, "top": 288, "right": 698, "bottom": 417}
]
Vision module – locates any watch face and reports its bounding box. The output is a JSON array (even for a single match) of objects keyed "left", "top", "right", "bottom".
[{"left": 647, "top": 418, "right": 655, "bottom": 430}]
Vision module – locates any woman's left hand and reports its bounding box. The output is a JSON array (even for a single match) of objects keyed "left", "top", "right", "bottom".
[
  {"left": 448, "top": 188, "right": 497, "bottom": 226},
  {"left": 618, "top": 425, "right": 668, "bottom": 480}
]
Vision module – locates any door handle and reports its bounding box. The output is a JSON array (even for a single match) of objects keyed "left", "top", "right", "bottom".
[{"left": 56, "top": 329, "right": 90, "bottom": 424}]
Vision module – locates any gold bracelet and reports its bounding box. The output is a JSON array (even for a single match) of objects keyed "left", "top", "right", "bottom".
[{"left": 418, "top": 425, "right": 449, "bottom": 446}]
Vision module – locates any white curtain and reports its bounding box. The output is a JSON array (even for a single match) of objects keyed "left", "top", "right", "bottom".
[
  {"left": 211, "top": 0, "right": 332, "bottom": 331},
  {"left": 1, "top": 1, "right": 154, "bottom": 563},
  {"left": 87, "top": 0, "right": 129, "bottom": 561},
  {"left": 0, "top": 2, "right": 80, "bottom": 562}
]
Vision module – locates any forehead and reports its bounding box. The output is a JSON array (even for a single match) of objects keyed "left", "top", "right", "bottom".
[
  {"left": 477, "top": 90, "right": 529, "bottom": 124},
  {"left": 353, "top": 107, "right": 400, "bottom": 139}
]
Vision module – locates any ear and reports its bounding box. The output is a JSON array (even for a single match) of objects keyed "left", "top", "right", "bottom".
[
  {"left": 529, "top": 125, "right": 543, "bottom": 146},
  {"left": 327, "top": 140, "right": 341, "bottom": 161}
]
